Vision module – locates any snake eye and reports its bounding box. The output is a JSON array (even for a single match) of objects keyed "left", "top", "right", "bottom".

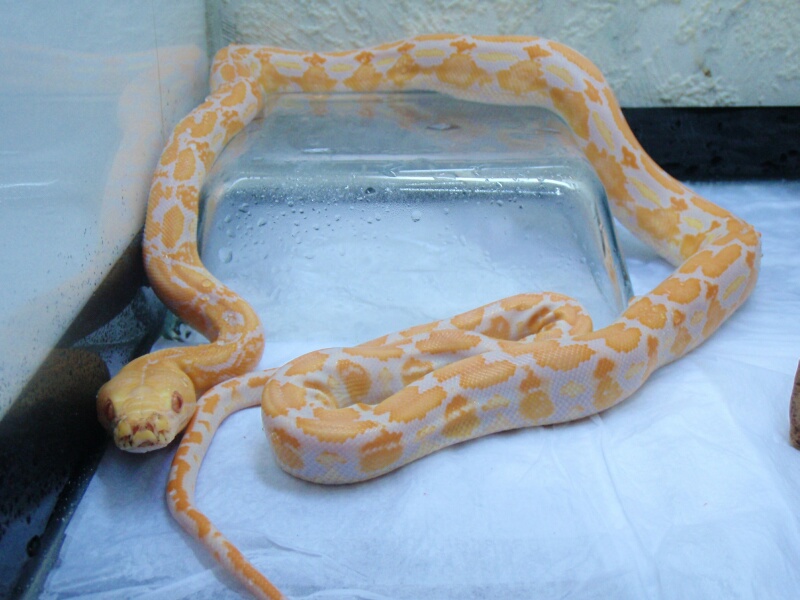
[
  {"left": 103, "top": 399, "right": 115, "bottom": 423},
  {"left": 171, "top": 391, "right": 184, "bottom": 413}
]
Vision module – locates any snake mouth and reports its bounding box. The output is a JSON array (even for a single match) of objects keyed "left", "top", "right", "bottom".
[{"left": 112, "top": 413, "right": 173, "bottom": 452}]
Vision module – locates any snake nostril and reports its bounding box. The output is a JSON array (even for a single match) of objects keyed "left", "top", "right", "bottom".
[{"left": 171, "top": 391, "right": 184, "bottom": 413}]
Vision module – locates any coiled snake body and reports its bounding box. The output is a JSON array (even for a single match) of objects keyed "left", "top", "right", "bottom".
[{"left": 97, "top": 35, "right": 761, "bottom": 599}]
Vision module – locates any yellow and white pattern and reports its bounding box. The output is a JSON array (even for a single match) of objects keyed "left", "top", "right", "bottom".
[{"left": 96, "top": 35, "right": 761, "bottom": 599}]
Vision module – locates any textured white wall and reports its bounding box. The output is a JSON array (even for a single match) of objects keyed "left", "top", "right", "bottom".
[
  {"left": 213, "top": 0, "right": 800, "bottom": 107},
  {"left": 0, "top": 0, "right": 208, "bottom": 416}
]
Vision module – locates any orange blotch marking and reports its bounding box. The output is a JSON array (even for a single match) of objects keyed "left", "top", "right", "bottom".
[
  {"left": 496, "top": 55, "right": 548, "bottom": 95},
  {"left": 594, "top": 376, "right": 624, "bottom": 411},
  {"left": 294, "top": 62, "right": 337, "bottom": 92},
  {"left": 435, "top": 52, "right": 492, "bottom": 89},
  {"left": 184, "top": 430, "right": 203, "bottom": 445},
  {"left": 673, "top": 309, "right": 686, "bottom": 327},
  {"left": 192, "top": 140, "right": 215, "bottom": 173},
  {"left": 253, "top": 50, "right": 292, "bottom": 91},
  {"left": 343, "top": 346, "right": 404, "bottom": 360},
  {"left": 344, "top": 51, "right": 384, "bottom": 91},
  {"left": 386, "top": 54, "right": 422, "bottom": 87},
  {"left": 496, "top": 339, "right": 535, "bottom": 357},
  {"left": 520, "top": 369, "right": 542, "bottom": 392},
  {"left": 186, "top": 110, "right": 218, "bottom": 138},
  {"left": 500, "top": 295, "right": 538, "bottom": 311},
  {"left": 187, "top": 508, "right": 213, "bottom": 539},
  {"left": 161, "top": 205, "right": 185, "bottom": 249},
  {"left": 316, "top": 451, "right": 346, "bottom": 467},
  {"left": 647, "top": 336, "right": 659, "bottom": 370},
  {"left": 147, "top": 180, "right": 171, "bottom": 211},
  {"left": 201, "top": 394, "right": 220, "bottom": 414},
  {"left": 219, "top": 81, "right": 248, "bottom": 107},
  {"left": 175, "top": 183, "right": 199, "bottom": 212},
  {"left": 549, "top": 87, "right": 591, "bottom": 139},
  {"left": 594, "top": 358, "right": 615, "bottom": 379},
  {"left": 671, "top": 326, "right": 693, "bottom": 356},
  {"left": 680, "top": 233, "right": 707, "bottom": 259},
  {"left": 219, "top": 63, "right": 236, "bottom": 82},
  {"left": 173, "top": 148, "right": 197, "bottom": 182},
  {"left": 222, "top": 541, "right": 284, "bottom": 600},
  {"left": 263, "top": 380, "right": 307, "bottom": 416},
  {"left": 583, "top": 79, "right": 601, "bottom": 103},
  {"left": 554, "top": 305, "right": 594, "bottom": 336},
  {"left": 584, "top": 142, "right": 634, "bottom": 205},
  {"left": 336, "top": 359, "right": 372, "bottom": 402},
  {"left": 450, "top": 39, "right": 477, "bottom": 53},
  {"left": 624, "top": 297, "right": 668, "bottom": 330},
  {"left": 694, "top": 244, "right": 742, "bottom": 279},
  {"left": 360, "top": 429, "right": 404, "bottom": 473},
  {"left": 442, "top": 395, "right": 480, "bottom": 439},
  {"left": 711, "top": 218, "right": 761, "bottom": 248},
  {"left": 167, "top": 464, "right": 191, "bottom": 512},
  {"left": 635, "top": 204, "right": 681, "bottom": 245},
  {"left": 583, "top": 323, "right": 642, "bottom": 353},
  {"left": 269, "top": 427, "right": 304, "bottom": 470},
  {"left": 654, "top": 277, "right": 702, "bottom": 305},
  {"left": 445, "top": 356, "right": 517, "bottom": 390},
  {"left": 400, "top": 321, "right": 439, "bottom": 338},
  {"left": 451, "top": 306, "right": 484, "bottom": 330},
  {"left": 416, "top": 330, "right": 482, "bottom": 354},
  {"left": 702, "top": 296, "right": 728, "bottom": 338},
  {"left": 670, "top": 196, "right": 688, "bottom": 211},
  {"left": 374, "top": 385, "right": 448, "bottom": 423},
  {"left": 531, "top": 339, "right": 597, "bottom": 370},
  {"left": 621, "top": 146, "right": 638, "bottom": 168},
  {"left": 401, "top": 357, "right": 434, "bottom": 386},
  {"left": 484, "top": 316, "right": 511, "bottom": 340},
  {"left": 296, "top": 406, "right": 377, "bottom": 444},
  {"left": 520, "top": 390, "right": 555, "bottom": 421},
  {"left": 285, "top": 351, "right": 329, "bottom": 376},
  {"left": 160, "top": 138, "right": 179, "bottom": 167}
]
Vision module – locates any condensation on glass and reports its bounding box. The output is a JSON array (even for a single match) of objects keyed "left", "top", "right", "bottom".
[{"left": 199, "top": 92, "right": 632, "bottom": 350}]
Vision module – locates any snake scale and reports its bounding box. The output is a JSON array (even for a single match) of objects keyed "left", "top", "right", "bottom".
[{"left": 96, "top": 35, "right": 761, "bottom": 599}]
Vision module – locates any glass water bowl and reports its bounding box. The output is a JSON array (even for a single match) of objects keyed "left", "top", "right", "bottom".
[{"left": 199, "top": 92, "right": 632, "bottom": 349}]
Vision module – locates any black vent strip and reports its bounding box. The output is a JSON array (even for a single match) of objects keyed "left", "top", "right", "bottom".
[{"left": 624, "top": 107, "right": 800, "bottom": 181}]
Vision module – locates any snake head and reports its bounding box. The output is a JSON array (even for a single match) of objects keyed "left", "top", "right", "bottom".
[{"left": 97, "top": 357, "right": 196, "bottom": 452}]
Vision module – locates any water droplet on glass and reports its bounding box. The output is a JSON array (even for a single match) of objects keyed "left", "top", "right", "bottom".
[
  {"left": 218, "top": 248, "right": 233, "bottom": 263},
  {"left": 411, "top": 210, "right": 422, "bottom": 222},
  {"left": 427, "top": 122, "right": 459, "bottom": 131}
]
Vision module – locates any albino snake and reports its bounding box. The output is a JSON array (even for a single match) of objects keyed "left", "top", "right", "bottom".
[{"left": 96, "top": 35, "right": 762, "bottom": 599}]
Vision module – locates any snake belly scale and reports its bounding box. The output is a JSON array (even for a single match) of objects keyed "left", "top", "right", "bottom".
[{"left": 95, "top": 35, "right": 761, "bottom": 599}]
